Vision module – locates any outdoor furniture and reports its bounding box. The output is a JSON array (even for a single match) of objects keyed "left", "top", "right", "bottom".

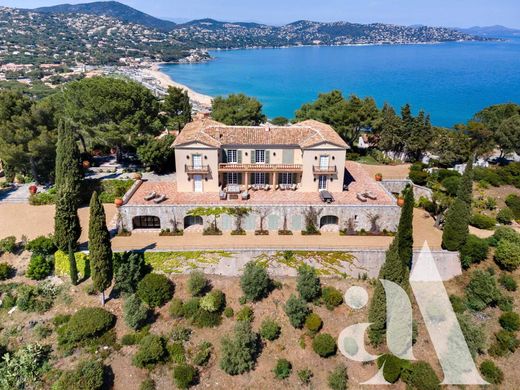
[
  {"left": 291, "top": 184, "right": 297, "bottom": 191},
  {"left": 343, "top": 184, "right": 350, "bottom": 191},
  {"left": 364, "top": 191, "right": 377, "bottom": 200},
  {"left": 241, "top": 191, "right": 250, "bottom": 200},
  {"left": 320, "top": 190, "right": 335, "bottom": 204},
  {"left": 226, "top": 184, "right": 241, "bottom": 195},
  {"left": 153, "top": 194, "right": 166, "bottom": 204},
  {"left": 144, "top": 191, "right": 157, "bottom": 201},
  {"left": 356, "top": 192, "right": 368, "bottom": 202},
  {"left": 219, "top": 190, "right": 227, "bottom": 200}
]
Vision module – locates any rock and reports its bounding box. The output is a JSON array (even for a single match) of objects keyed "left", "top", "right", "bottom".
[{"left": 8, "top": 306, "right": 17, "bottom": 315}]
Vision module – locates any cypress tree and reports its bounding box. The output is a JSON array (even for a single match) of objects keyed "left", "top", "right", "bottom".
[
  {"left": 397, "top": 185, "right": 414, "bottom": 269},
  {"left": 68, "top": 242, "right": 78, "bottom": 286},
  {"left": 89, "top": 191, "right": 113, "bottom": 305},
  {"left": 368, "top": 241, "right": 409, "bottom": 346},
  {"left": 442, "top": 158, "right": 474, "bottom": 251},
  {"left": 54, "top": 121, "right": 82, "bottom": 251}
]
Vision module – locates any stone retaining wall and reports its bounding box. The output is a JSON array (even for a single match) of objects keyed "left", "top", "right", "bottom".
[{"left": 381, "top": 179, "right": 433, "bottom": 200}]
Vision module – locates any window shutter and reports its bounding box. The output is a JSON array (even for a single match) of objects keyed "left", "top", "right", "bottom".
[
  {"left": 222, "top": 149, "right": 228, "bottom": 163},
  {"left": 251, "top": 150, "right": 256, "bottom": 163},
  {"left": 238, "top": 173, "right": 242, "bottom": 184},
  {"left": 265, "top": 150, "right": 270, "bottom": 164},
  {"left": 237, "top": 150, "right": 242, "bottom": 163}
]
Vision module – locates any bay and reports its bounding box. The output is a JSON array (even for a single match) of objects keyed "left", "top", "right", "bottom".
[{"left": 161, "top": 38, "right": 520, "bottom": 127}]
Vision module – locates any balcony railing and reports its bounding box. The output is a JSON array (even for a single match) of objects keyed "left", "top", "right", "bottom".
[
  {"left": 313, "top": 165, "right": 337, "bottom": 174},
  {"left": 185, "top": 164, "right": 210, "bottom": 174},
  {"left": 219, "top": 163, "right": 303, "bottom": 172}
]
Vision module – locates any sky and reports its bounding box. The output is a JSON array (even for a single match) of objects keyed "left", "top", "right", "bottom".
[{"left": 1, "top": 0, "right": 520, "bottom": 28}]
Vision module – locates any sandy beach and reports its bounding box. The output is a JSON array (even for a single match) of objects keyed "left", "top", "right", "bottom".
[{"left": 144, "top": 63, "right": 213, "bottom": 109}]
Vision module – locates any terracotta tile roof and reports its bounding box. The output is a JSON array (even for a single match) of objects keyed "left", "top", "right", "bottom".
[{"left": 172, "top": 118, "right": 349, "bottom": 149}]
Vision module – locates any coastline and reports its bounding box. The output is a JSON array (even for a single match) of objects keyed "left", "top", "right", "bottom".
[{"left": 143, "top": 63, "right": 213, "bottom": 110}]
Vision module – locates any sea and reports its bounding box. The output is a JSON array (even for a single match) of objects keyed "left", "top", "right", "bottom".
[{"left": 161, "top": 37, "right": 520, "bottom": 127}]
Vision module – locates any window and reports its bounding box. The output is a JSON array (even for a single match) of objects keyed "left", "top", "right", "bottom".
[
  {"left": 227, "top": 172, "right": 239, "bottom": 185},
  {"left": 192, "top": 154, "right": 202, "bottom": 168},
  {"left": 280, "top": 173, "right": 293, "bottom": 185},
  {"left": 227, "top": 149, "right": 238, "bottom": 163},
  {"left": 318, "top": 175, "right": 327, "bottom": 190},
  {"left": 255, "top": 150, "right": 265, "bottom": 164},
  {"left": 319, "top": 155, "right": 329, "bottom": 169},
  {"left": 132, "top": 216, "right": 161, "bottom": 229},
  {"left": 254, "top": 172, "right": 266, "bottom": 185}
]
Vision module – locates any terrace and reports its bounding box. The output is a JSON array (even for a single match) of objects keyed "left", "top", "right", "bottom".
[{"left": 126, "top": 161, "right": 396, "bottom": 206}]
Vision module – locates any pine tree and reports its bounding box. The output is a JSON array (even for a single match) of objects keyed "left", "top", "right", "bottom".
[
  {"left": 54, "top": 121, "right": 82, "bottom": 251},
  {"left": 68, "top": 242, "right": 78, "bottom": 286},
  {"left": 368, "top": 241, "right": 409, "bottom": 346},
  {"left": 442, "top": 158, "right": 474, "bottom": 251},
  {"left": 88, "top": 191, "right": 113, "bottom": 305},
  {"left": 397, "top": 185, "right": 414, "bottom": 268}
]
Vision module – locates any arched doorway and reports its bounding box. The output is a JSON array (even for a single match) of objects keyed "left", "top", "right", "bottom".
[
  {"left": 132, "top": 216, "right": 161, "bottom": 229},
  {"left": 320, "top": 215, "right": 339, "bottom": 228},
  {"left": 184, "top": 215, "right": 203, "bottom": 229}
]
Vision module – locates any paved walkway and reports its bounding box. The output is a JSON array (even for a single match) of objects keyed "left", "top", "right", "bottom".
[{"left": 0, "top": 184, "right": 32, "bottom": 204}]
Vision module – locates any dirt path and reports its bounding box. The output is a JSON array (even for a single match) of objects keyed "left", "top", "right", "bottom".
[{"left": 0, "top": 204, "right": 116, "bottom": 243}]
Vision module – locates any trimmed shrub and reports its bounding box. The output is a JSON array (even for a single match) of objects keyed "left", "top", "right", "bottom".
[
  {"left": 53, "top": 314, "right": 71, "bottom": 327},
  {"left": 376, "top": 354, "right": 409, "bottom": 383},
  {"left": 312, "top": 333, "right": 336, "bottom": 358},
  {"left": 494, "top": 239, "right": 520, "bottom": 271},
  {"left": 54, "top": 250, "right": 89, "bottom": 278},
  {"left": 499, "top": 311, "right": 520, "bottom": 332},
  {"left": 240, "top": 262, "right": 271, "bottom": 301},
  {"left": 187, "top": 270, "right": 209, "bottom": 297},
  {"left": 408, "top": 169, "right": 428, "bottom": 186},
  {"left": 236, "top": 305, "right": 254, "bottom": 322},
  {"left": 171, "top": 326, "right": 191, "bottom": 342},
  {"left": 273, "top": 358, "right": 292, "bottom": 380},
  {"left": 52, "top": 359, "right": 105, "bottom": 390},
  {"left": 0, "top": 236, "right": 16, "bottom": 253},
  {"left": 182, "top": 298, "right": 200, "bottom": 319},
  {"left": 497, "top": 208, "right": 514, "bottom": 225},
  {"left": 219, "top": 321, "right": 259, "bottom": 375},
  {"left": 26, "top": 236, "right": 56, "bottom": 256},
  {"left": 479, "top": 360, "right": 504, "bottom": 385},
  {"left": 137, "top": 273, "right": 174, "bottom": 308},
  {"left": 169, "top": 298, "right": 184, "bottom": 318},
  {"left": 284, "top": 294, "right": 309, "bottom": 328},
  {"left": 469, "top": 213, "right": 496, "bottom": 230},
  {"left": 113, "top": 252, "right": 149, "bottom": 294},
  {"left": 505, "top": 193, "right": 520, "bottom": 218},
  {"left": 401, "top": 361, "right": 440, "bottom": 390},
  {"left": 489, "top": 330, "right": 520, "bottom": 356},
  {"left": 123, "top": 295, "right": 150, "bottom": 330},
  {"left": 490, "top": 226, "right": 520, "bottom": 246},
  {"left": 449, "top": 295, "right": 466, "bottom": 314},
  {"left": 0, "top": 262, "right": 14, "bottom": 280},
  {"left": 191, "top": 308, "right": 222, "bottom": 328},
  {"left": 224, "top": 307, "right": 234, "bottom": 318},
  {"left": 58, "top": 307, "right": 116, "bottom": 348},
  {"left": 199, "top": 290, "right": 225, "bottom": 313},
  {"left": 441, "top": 176, "right": 461, "bottom": 196},
  {"left": 26, "top": 254, "right": 54, "bottom": 280},
  {"left": 465, "top": 270, "right": 501, "bottom": 311},
  {"left": 16, "top": 284, "right": 57, "bottom": 313},
  {"left": 132, "top": 334, "right": 167, "bottom": 368},
  {"left": 457, "top": 313, "right": 486, "bottom": 357},
  {"left": 260, "top": 318, "right": 281, "bottom": 341},
  {"left": 459, "top": 234, "right": 489, "bottom": 269},
  {"left": 499, "top": 274, "right": 517, "bottom": 291},
  {"left": 297, "top": 265, "right": 321, "bottom": 302},
  {"left": 321, "top": 286, "right": 343, "bottom": 310},
  {"left": 328, "top": 365, "right": 348, "bottom": 390},
  {"left": 173, "top": 364, "right": 197, "bottom": 389},
  {"left": 305, "top": 313, "right": 323, "bottom": 334},
  {"left": 168, "top": 342, "right": 186, "bottom": 364}
]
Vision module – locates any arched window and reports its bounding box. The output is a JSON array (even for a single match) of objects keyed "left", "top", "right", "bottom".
[
  {"left": 184, "top": 215, "right": 203, "bottom": 229},
  {"left": 320, "top": 215, "right": 339, "bottom": 228},
  {"left": 132, "top": 216, "right": 161, "bottom": 229}
]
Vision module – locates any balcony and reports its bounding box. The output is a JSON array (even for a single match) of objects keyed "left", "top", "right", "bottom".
[
  {"left": 219, "top": 163, "right": 303, "bottom": 172},
  {"left": 185, "top": 164, "right": 210, "bottom": 175},
  {"left": 313, "top": 165, "right": 337, "bottom": 174}
]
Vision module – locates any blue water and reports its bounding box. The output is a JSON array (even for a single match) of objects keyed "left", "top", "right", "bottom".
[{"left": 161, "top": 38, "right": 520, "bottom": 127}]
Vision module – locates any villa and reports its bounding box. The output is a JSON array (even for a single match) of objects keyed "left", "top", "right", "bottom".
[{"left": 119, "top": 116, "right": 401, "bottom": 233}]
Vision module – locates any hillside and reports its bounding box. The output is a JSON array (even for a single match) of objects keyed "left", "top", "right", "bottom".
[
  {"left": 457, "top": 25, "right": 520, "bottom": 37},
  {"left": 34, "top": 0, "right": 177, "bottom": 31}
]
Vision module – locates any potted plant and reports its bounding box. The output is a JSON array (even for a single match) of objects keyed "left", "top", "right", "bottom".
[
  {"left": 397, "top": 196, "right": 405, "bottom": 207},
  {"left": 133, "top": 172, "right": 142, "bottom": 180},
  {"left": 375, "top": 173, "right": 383, "bottom": 181},
  {"left": 114, "top": 198, "right": 124, "bottom": 207},
  {"left": 82, "top": 160, "right": 91, "bottom": 169},
  {"left": 28, "top": 185, "right": 38, "bottom": 195}
]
